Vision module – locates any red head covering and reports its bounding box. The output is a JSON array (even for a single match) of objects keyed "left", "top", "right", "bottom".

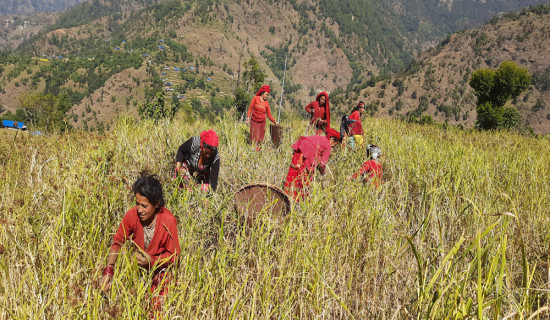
[
  {"left": 255, "top": 85, "right": 270, "bottom": 96},
  {"left": 357, "top": 101, "right": 365, "bottom": 107},
  {"left": 326, "top": 128, "right": 340, "bottom": 141},
  {"left": 200, "top": 129, "right": 219, "bottom": 148}
]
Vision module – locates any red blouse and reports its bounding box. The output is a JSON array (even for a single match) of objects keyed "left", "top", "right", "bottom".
[
  {"left": 247, "top": 96, "right": 276, "bottom": 123},
  {"left": 348, "top": 110, "right": 364, "bottom": 135},
  {"left": 110, "top": 206, "right": 181, "bottom": 269}
]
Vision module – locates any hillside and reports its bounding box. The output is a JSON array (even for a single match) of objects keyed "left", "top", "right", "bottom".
[
  {"left": 355, "top": 6, "right": 550, "bottom": 134},
  {"left": 0, "top": 0, "right": 88, "bottom": 15},
  {"left": 0, "top": 116, "right": 548, "bottom": 318},
  {"left": 0, "top": 1, "right": 549, "bottom": 132}
]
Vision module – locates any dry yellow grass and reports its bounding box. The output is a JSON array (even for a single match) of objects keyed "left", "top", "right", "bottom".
[{"left": 0, "top": 115, "right": 548, "bottom": 318}]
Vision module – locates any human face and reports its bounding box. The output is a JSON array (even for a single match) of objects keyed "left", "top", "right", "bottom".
[
  {"left": 261, "top": 91, "right": 269, "bottom": 100},
  {"left": 329, "top": 137, "right": 339, "bottom": 147},
  {"left": 135, "top": 193, "right": 159, "bottom": 225},
  {"left": 202, "top": 146, "right": 216, "bottom": 159},
  {"left": 319, "top": 95, "right": 326, "bottom": 106}
]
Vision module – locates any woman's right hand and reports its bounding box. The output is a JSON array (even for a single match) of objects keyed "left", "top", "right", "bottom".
[{"left": 100, "top": 274, "right": 112, "bottom": 292}]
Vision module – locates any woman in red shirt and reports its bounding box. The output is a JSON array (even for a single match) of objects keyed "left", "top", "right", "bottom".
[
  {"left": 347, "top": 101, "right": 365, "bottom": 149},
  {"left": 283, "top": 129, "right": 340, "bottom": 201},
  {"left": 247, "top": 85, "right": 279, "bottom": 146},
  {"left": 305, "top": 92, "right": 331, "bottom": 134},
  {"left": 100, "top": 174, "right": 181, "bottom": 312},
  {"left": 351, "top": 144, "right": 383, "bottom": 187}
]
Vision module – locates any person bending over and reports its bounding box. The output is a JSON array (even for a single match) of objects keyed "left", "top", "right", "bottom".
[
  {"left": 283, "top": 129, "right": 340, "bottom": 201},
  {"left": 175, "top": 129, "right": 220, "bottom": 191},
  {"left": 351, "top": 144, "right": 383, "bottom": 187},
  {"left": 100, "top": 174, "right": 181, "bottom": 313}
]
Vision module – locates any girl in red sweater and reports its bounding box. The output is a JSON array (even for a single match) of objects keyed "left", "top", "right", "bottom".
[
  {"left": 247, "top": 85, "right": 279, "bottom": 146},
  {"left": 100, "top": 174, "right": 181, "bottom": 313},
  {"left": 351, "top": 144, "right": 383, "bottom": 187}
]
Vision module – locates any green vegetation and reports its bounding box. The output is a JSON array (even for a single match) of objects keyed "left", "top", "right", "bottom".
[
  {"left": 138, "top": 91, "right": 178, "bottom": 121},
  {"left": 0, "top": 93, "right": 72, "bottom": 132},
  {"left": 0, "top": 116, "right": 548, "bottom": 318},
  {"left": 469, "top": 61, "right": 531, "bottom": 130}
]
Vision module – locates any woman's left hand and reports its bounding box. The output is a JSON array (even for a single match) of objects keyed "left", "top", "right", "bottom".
[{"left": 135, "top": 250, "right": 152, "bottom": 268}]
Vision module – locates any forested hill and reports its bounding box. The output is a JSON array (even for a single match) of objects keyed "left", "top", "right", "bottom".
[
  {"left": 356, "top": 5, "right": 550, "bottom": 134},
  {"left": 0, "top": 0, "right": 88, "bottom": 15},
  {"left": 0, "top": 0, "right": 549, "bottom": 133}
]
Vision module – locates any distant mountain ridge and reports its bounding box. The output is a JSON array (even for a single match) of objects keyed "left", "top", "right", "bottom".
[
  {"left": 0, "top": 0, "right": 89, "bottom": 15},
  {"left": 358, "top": 5, "right": 550, "bottom": 134},
  {"left": 0, "top": 1, "right": 549, "bottom": 133}
]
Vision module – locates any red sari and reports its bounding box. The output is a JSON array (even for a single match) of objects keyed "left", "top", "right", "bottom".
[{"left": 305, "top": 92, "right": 331, "bottom": 134}]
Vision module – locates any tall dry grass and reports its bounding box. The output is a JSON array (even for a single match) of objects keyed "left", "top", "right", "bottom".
[{"left": 0, "top": 115, "right": 548, "bottom": 319}]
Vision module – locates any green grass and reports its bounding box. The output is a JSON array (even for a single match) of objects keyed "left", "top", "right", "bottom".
[{"left": 0, "top": 115, "right": 549, "bottom": 318}]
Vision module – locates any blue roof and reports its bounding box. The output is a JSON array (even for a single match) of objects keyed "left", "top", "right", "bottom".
[
  {"left": 1, "top": 120, "right": 27, "bottom": 130},
  {"left": 207, "top": 78, "right": 211, "bottom": 81},
  {"left": 114, "top": 47, "right": 120, "bottom": 50},
  {"left": 122, "top": 40, "right": 127, "bottom": 43},
  {"left": 174, "top": 67, "right": 180, "bottom": 71},
  {"left": 166, "top": 82, "right": 172, "bottom": 86},
  {"left": 189, "top": 67, "right": 195, "bottom": 70},
  {"left": 158, "top": 45, "right": 165, "bottom": 50},
  {"left": 159, "top": 39, "right": 164, "bottom": 42}
]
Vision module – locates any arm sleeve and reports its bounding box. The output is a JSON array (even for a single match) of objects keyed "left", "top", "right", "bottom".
[
  {"left": 351, "top": 164, "right": 366, "bottom": 180},
  {"left": 176, "top": 139, "right": 193, "bottom": 164},
  {"left": 109, "top": 211, "right": 135, "bottom": 252},
  {"left": 348, "top": 111, "right": 359, "bottom": 121},
  {"left": 151, "top": 218, "right": 181, "bottom": 269},
  {"left": 305, "top": 101, "right": 314, "bottom": 113},
  {"left": 266, "top": 103, "right": 276, "bottom": 123},
  {"left": 207, "top": 157, "right": 220, "bottom": 191},
  {"left": 247, "top": 96, "right": 256, "bottom": 118}
]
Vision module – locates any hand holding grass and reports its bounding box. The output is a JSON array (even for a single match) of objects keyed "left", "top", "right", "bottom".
[{"left": 135, "top": 250, "right": 152, "bottom": 268}]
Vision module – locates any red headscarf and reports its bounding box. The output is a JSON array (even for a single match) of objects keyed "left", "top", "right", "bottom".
[
  {"left": 326, "top": 128, "right": 340, "bottom": 141},
  {"left": 317, "top": 92, "right": 330, "bottom": 132},
  {"left": 255, "top": 85, "right": 270, "bottom": 96},
  {"left": 200, "top": 129, "right": 219, "bottom": 148}
]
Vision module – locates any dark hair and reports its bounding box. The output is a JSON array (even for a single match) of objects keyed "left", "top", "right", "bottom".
[
  {"left": 132, "top": 174, "right": 165, "bottom": 208},
  {"left": 352, "top": 101, "right": 365, "bottom": 113}
]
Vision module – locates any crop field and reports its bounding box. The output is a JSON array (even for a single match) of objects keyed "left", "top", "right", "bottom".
[{"left": 0, "top": 116, "right": 549, "bottom": 319}]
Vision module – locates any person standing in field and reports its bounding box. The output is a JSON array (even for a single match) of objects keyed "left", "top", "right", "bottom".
[
  {"left": 351, "top": 144, "right": 383, "bottom": 187},
  {"left": 305, "top": 92, "right": 331, "bottom": 134},
  {"left": 100, "top": 174, "right": 181, "bottom": 313},
  {"left": 283, "top": 129, "right": 340, "bottom": 201},
  {"left": 175, "top": 129, "right": 220, "bottom": 192},
  {"left": 246, "top": 85, "right": 279, "bottom": 148},
  {"left": 347, "top": 101, "right": 365, "bottom": 149}
]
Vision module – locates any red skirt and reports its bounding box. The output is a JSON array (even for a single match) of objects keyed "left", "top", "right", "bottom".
[{"left": 250, "top": 119, "right": 266, "bottom": 144}]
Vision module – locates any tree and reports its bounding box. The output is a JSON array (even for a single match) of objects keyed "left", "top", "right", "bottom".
[
  {"left": 18, "top": 93, "right": 71, "bottom": 132},
  {"left": 242, "top": 55, "right": 266, "bottom": 94},
  {"left": 138, "top": 91, "right": 168, "bottom": 121},
  {"left": 234, "top": 87, "right": 251, "bottom": 115},
  {"left": 469, "top": 61, "right": 531, "bottom": 130}
]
